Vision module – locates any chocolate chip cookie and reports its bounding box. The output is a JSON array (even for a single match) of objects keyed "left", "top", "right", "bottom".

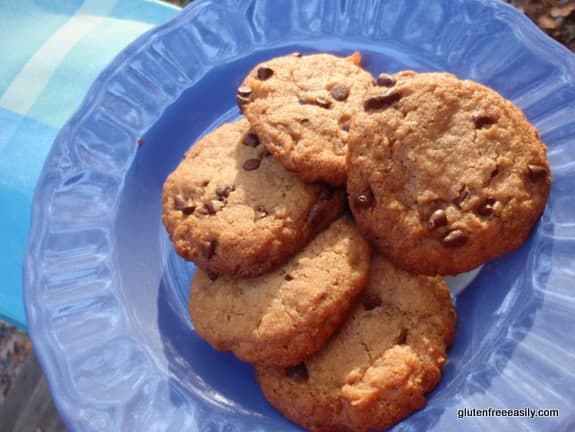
[
  {"left": 347, "top": 72, "right": 551, "bottom": 275},
  {"left": 189, "top": 217, "right": 371, "bottom": 367},
  {"left": 162, "top": 119, "right": 345, "bottom": 277},
  {"left": 238, "top": 52, "right": 374, "bottom": 186},
  {"left": 256, "top": 255, "right": 456, "bottom": 432}
]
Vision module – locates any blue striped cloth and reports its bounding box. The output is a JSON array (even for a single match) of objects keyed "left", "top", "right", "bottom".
[{"left": 0, "top": 0, "right": 179, "bottom": 328}]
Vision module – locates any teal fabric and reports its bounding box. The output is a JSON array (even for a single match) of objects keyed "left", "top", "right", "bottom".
[{"left": 0, "top": 0, "right": 179, "bottom": 328}]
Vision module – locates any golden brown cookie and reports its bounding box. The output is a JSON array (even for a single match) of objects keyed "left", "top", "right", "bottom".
[
  {"left": 347, "top": 72, "right": 551, "bottom": 275},
  {"left": 256, "top": 255, "right": 456, "bottom": 432},
  {"left": 162, "top": 119, "right": 345, "bottom": 277},
  {"left": 189, "top": 217, "right": 371, "bottom": 367},
  {"left": 238, "top": 52, "right": 374, "bottom": 186}
]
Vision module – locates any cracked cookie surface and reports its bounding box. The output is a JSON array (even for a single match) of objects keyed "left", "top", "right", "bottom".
[
  {"left": 238, "top": 52, "right": 374, "bottom": 186},
  {"left": 347, "top": 72, "right": 551, "bottom": 275},
  {"left": 188, "top": 217, "right": 371, "bottom": 367},
  {"left": 162, "top": 119, "right": 345, "bottom": 277},
  {"left": 256, "top": 255, "right": 456, "bottom": 432}
]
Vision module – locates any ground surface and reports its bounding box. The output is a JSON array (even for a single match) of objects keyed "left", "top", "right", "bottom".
[{"left": 506, "top": 0, "right": 575, "bottom": 50}]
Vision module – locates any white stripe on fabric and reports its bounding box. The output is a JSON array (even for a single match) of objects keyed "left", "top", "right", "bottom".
[
  {"left": 146, "top": 0, "right": 181, "bottom": 11},
  {"left": 0, "top": 0, "right": 118, "bottom": 115}
]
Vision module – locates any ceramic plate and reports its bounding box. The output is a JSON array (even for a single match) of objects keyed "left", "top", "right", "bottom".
[{"left": 25, "top": 0, "right": 575, "bottom": 430}]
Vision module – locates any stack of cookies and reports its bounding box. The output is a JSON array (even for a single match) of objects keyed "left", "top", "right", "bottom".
[{"left": 162, "top": 52, "right": 551, "bottom": 432}]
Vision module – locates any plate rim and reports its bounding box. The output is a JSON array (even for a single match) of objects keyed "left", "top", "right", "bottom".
[{"left": 24, "top": 0, "right": 575, "bottom": 430}]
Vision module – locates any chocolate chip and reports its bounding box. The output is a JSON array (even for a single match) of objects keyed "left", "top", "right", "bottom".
[
  {"left": 243, "top": 133, "right": 260, "bottom": 147},
  {"left": 473, "top": 114, "right": 496, "bottom": 129},
  {"left": 290, "top": 52, "right": 302, "bottom": 57},
  {"left": 315, "top": 96, "right": 332, "bottom": 109},
  {"left": 286, "top": 363, "right": 308, "bottom": 382},
  {"left": 428, "top": 209, "right": 447, "bottom": 230},
  {"left": 338, "top": 115, "right": 351, "bottom": 132},
  {"left": 362, "top": 293, "right": 382, "bottom": 311},
  {"left": 355, "top": 188, "right": 374, "bottom": 209},
  {"left": 306, "top": 203, "right": 322, "bottom": 227},
  {"left": 376, "top": 73, "right": 396, "bottom": 87},
  {"left": 284, "top": 274, "right": 294, "bottom": 281},
  {"left": 256, "top": 67, "right": 274, "bottom": 80},
  {"left": 237, "top": 86, "right": 252, "bottom": 98},
  {"left": 236, "top": 95, "right": 251, "bottom": 109},
  {"left": 216, "top": 184, "right": 234, "bottom": 200},
  {"left": 364, "top": 90, "right": 401, "bottom": 111},
  {"left": 207, "top": 272, "right": 219, "bottom": 281},
  {"left": 243, "top": 158, "right": 261, "bottom": 171},
  {"left": 254, "top": 205, "right": 268, "bottom": 221},
  {"left": 181, "top": 206, "right": 195, "bottom": 216},
  {"left": 330, "top": 85, "right": 350, "bottom": 101},
  {"left": 527, "top": 164, "right": 548, "bottom": 180},
  {"left": 454, "top": 185, "right": 470, "bottom": 208},
  {"left": 201, "top": 239, "right": 218, "bottom": 259},
  {"left": 319, "top": 185, "right": 335, "bottom": 201},
  {"left": 396, "top": 328, "right": 408, "bottom": 345},
  {"left": 476, "top": 198, "right": 496, "bottom": 217},
  {"left": 174, "top": 195, "right": 186, "bottom": 209},
  {"left": 174, "top": 195, "right": 196, "bottom": 216},
  {"left": 203, "top": 201, "right": 216, "bottom": 215},
  {"left": 442, "top": 230, "right": 468, "bottom": 247}
]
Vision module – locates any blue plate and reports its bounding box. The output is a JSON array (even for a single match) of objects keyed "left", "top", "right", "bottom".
[{"left": 24, "top": 0, "right": 575, "bottom": 430}]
